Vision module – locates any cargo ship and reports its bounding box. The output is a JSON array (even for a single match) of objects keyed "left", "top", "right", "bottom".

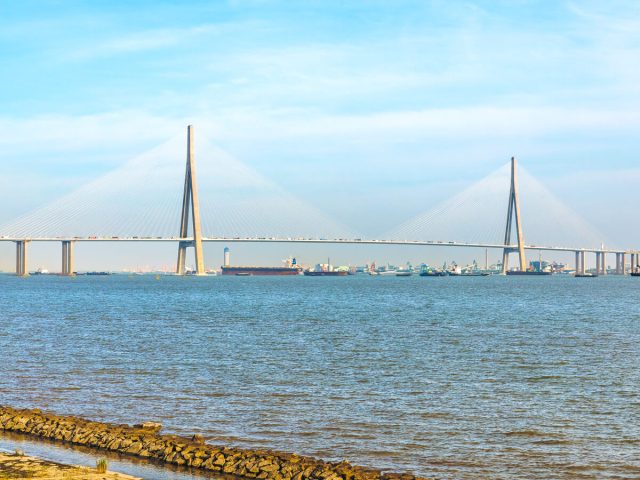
[
  {"left": 303, "top": 259, "right": 349, "bottom": 276},
  {"left": 221, "top": 248, "right": 302, "bottom": 275},
  {"left": 419, "top": 269, "right": 446, "bottom": 277},
  {"left": 222, "top": 265, "right": 302, "bottom": 276},
  {"left": 303, "top": 270, "right": 348, "bottom": 276}
]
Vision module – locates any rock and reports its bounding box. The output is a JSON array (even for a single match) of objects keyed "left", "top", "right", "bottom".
[
  {"left": 166, "top": 451, "right": 177, "bottom": 463},
  {"left": 223, "top": 463, "right": 237, "bottom": 473},
  {"left": 192, "top": 433, "right": 205, "bottom": 444},
  {"left": 134, "top": 422, "right": 162, "bottom": 432},
  {"left": 260, "top": 463, "right": 281, "bottom": 473},
  {"left": 126, "top": 442, "right": 143, "bottom": 454}
]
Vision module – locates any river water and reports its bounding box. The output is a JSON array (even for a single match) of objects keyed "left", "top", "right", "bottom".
[{"left": 1, "top": 274, "right": 639, "bottom": 479}]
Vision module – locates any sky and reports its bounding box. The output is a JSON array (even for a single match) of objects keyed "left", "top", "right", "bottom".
[{"left": 0, "top": 0, "right": 639, "bottom": 271}]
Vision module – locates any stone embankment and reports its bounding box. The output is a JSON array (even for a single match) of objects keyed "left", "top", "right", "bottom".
[{"left": 0, "top": 407, "right": 427, "bottom": 480}]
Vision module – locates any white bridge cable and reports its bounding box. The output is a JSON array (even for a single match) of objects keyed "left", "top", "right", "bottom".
[
  {"left": 0, "top": 138, "right": 184, "bottom": 238},
  {"left": 382, "top": 161, "right": 610, "bottom": 250},
  {"left": 517, "top": 166, "right": 611, "bottom": 250},
  {"left": 194, "top": 141, "right": 358, "bottom": 239},
  {"left": 0, "top": 134, "right": 357, "bottom": 240},
  {"left": 0, "top": 134, "right": 609, "bottom": 249},
  {"left": 383, "top": 164, "right": 512, "bottom": 245}
]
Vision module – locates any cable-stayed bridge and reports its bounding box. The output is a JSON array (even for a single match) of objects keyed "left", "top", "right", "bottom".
[{"left": 2, "top": 126, "right": 638, "bottom": 276}]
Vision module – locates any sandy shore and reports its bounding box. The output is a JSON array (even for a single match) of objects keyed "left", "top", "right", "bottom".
[{"left": 0, "top": 451, "right": 140, "bottom": 479}]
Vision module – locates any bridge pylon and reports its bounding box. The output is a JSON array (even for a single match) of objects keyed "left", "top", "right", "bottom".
[
  {"left": 501, "top": 157, "right": 527, "bottom": 274},
  {"left": 176, "top": 125, "right": 206, "bottom": 276}
]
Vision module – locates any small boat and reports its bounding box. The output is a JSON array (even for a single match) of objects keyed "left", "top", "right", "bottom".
[
  {"left": 235, "top": 272, "right": 251, "bottom": 276},
  {"left": 419, "top": 270, "right": 446, "bottom": 277},
  {"left": 395, "top": 270, "right": 413, "bottom": 277},
  {"left": 575, "top": 273, "right": 597, "bottom": 278},
  {"left": 377, "top": 269, "right": 398, "bottom": 276},
  {"left": 448, "top": 266, "right": 462, "bottom": 276}
]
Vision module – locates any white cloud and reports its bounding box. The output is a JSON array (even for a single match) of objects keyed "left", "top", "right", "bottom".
[
  {"left": 63, "top": 21, "right": 256, "bottom": 61},
  {"left": 2, "top": 104, "right": 639, "bottom": 167},
  {"left": 0, "top": 111, "right": 181, "bottom": 161}
]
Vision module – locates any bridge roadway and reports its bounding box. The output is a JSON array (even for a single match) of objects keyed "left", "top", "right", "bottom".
[{"left": 0, "top": 236, "right": 635, "bottom": 255}]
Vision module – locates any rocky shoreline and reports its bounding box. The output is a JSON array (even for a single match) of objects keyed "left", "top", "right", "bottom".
[
  {"left": 0, "top": 406, "right": 427, "bottom": 480},
  {"left": 0, "top": 451, "right": 139, "bottom": 479}
]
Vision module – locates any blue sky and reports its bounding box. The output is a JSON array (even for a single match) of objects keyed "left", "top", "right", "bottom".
[{"left": 1, "top": 1, "right": 639, "bottom": 270}]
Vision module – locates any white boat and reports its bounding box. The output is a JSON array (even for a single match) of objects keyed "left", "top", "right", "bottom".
[
  {"left": 448, "top": 266, "right": 462, "bottom": 276},
  {"left": 377, "top": 269, "right": 398, "bottom": 276},
  {"left": 395, "top": 270, "right": 413, "bottom": 277}
]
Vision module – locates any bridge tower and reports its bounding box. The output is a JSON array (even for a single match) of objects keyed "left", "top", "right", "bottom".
[
  {"left": 501, "top": 157, "right": 527, "bottom": 274},
  {"left": 176, "top": 125, "right": 206, "bottom": 275}
]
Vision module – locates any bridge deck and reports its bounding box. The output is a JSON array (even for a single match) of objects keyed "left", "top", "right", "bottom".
[{"left": 0, "top": 237, "right": 634, "bottom": 254}]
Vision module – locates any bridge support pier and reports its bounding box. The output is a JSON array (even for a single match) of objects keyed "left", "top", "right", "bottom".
[
  {"left": 614, "top": 253, "right": 624, "bottom": 275},
  {"left": 501, "top": 157, "right": 526, "bottom": 274},
  {"left": 631, "top": 253, "right": 638, "bottom": 275},
  {"left": 61, "top": 241, "right": 75, "bottom": 276},
  {"left": 575, "top": 251, "right": 586, "bottom": 276},
  {"left": 15, "top": 240, "right": 29, "bottom": 276},
  {"left": 595, "top": 252, "right": 606, "bottom": 276},
  {"left": 176, "top": 125, "right": 206, "bottom": 276}
]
